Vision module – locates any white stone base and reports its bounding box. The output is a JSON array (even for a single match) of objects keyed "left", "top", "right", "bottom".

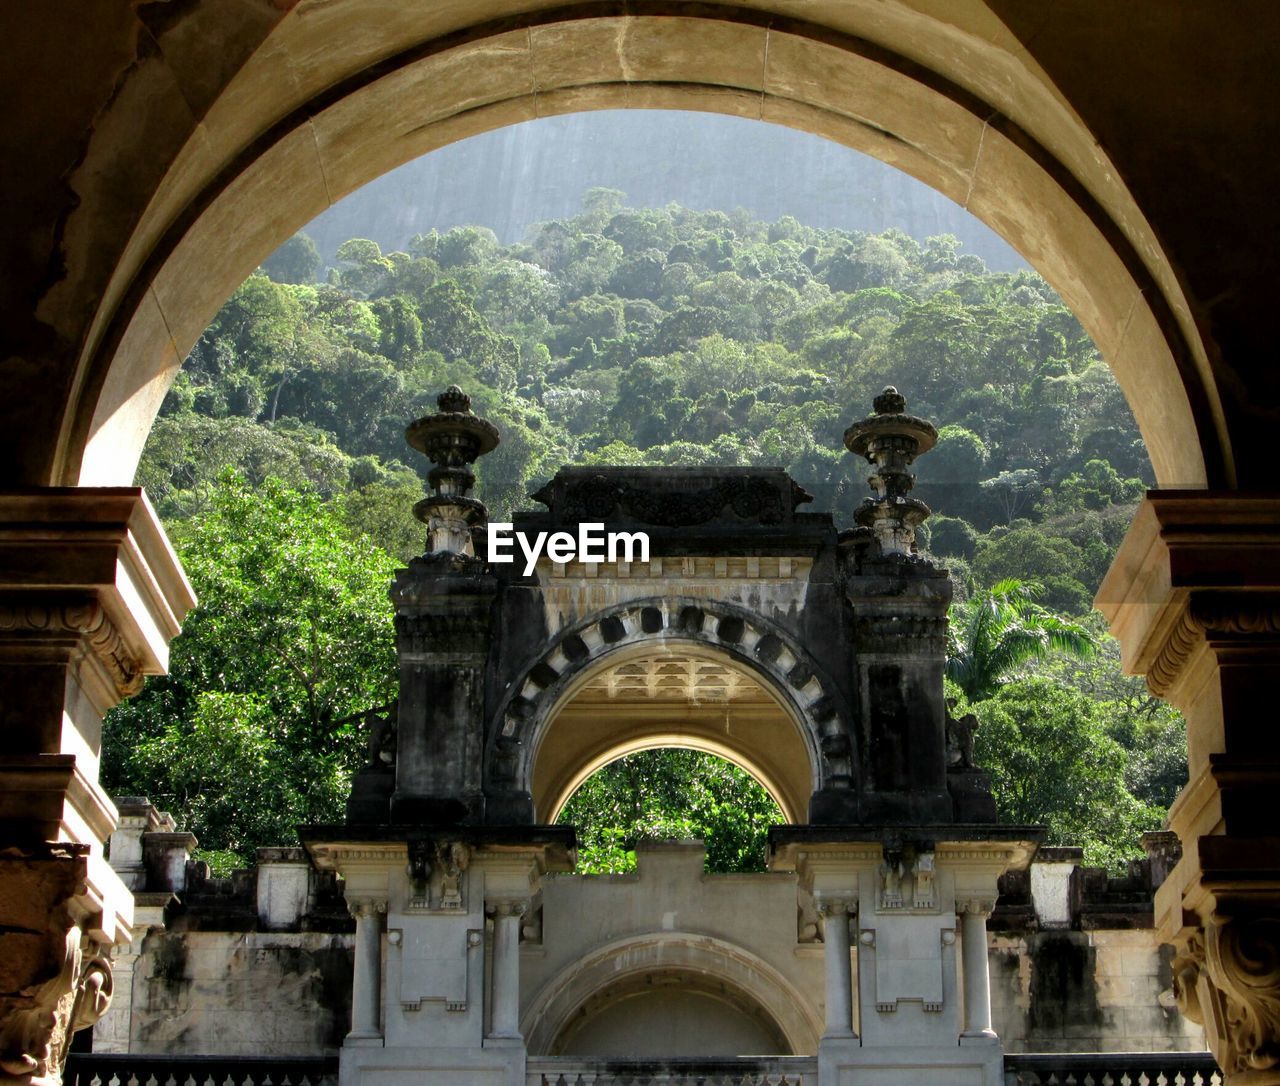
[
  {"left": 339, "top": 1044, "right": 525, "bottom": 1086},
  {"left": 818, "top": 1038, "right": 1003, "bottom": 1086}
]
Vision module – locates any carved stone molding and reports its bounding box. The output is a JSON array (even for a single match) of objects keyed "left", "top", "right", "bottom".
[
  {"left": 851, "top": 613, "right": 949, "bottom": 654},
  {"left": 394, "top": 610, "right": 494, "bottom": 657},
  {"left": 0, "top": 596, "right": 143, "bottom": 697},
  {"left": 1147, "top": 592, "right": 1280, "bottom": 698},
  {"left": 1173, "top": 916, "right": 1280, "bottom": 1078},
  {"left": 815, "top": 896, "right": 854, "bottom": 919}
]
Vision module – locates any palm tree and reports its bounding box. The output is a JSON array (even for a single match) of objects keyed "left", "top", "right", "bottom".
[{"left": 946, "top": 578, "right": 1096, "bottom": 702}]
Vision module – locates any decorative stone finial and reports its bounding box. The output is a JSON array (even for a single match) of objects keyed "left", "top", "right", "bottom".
[
  {"left": 873, "top": 385, "right": 907, "bottom": 415},
  {"left": 404, "top": 389, "right": 500, "bottom": 555},
  {"left": 843, "top": 387, "right": 938, "bottom": 556},
  {"left": 437, "top": 385, "right": 471, "bottom": 414}
]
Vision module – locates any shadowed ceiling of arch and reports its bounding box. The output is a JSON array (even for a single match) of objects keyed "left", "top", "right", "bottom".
[{"left": 572, "top": 653, "right": 778, "bottom": 706}]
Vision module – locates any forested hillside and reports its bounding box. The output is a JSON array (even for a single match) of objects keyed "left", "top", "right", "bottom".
[
  {"left": 109, "top": 189, "right": 1182, "bottom": 873},
  {"left": 303, "top": 111, "right": 1024, "bottom": 271}
]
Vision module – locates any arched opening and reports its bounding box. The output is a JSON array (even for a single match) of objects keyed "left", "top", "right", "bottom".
[
  {"left": 532, "top": 642, "right": 813, "bottom": 826},
  {"left": 555, "top": 748, "right": 784, "bottom": 874},
  {"left": 550, "top": 970, "right": 790, "bottom": 1057},
  {"left": 522, "top": 931, "right": 822, "bottom": 1056},
  {"left": 64, "top": 8, "right": 1223, "bottom": 495}
]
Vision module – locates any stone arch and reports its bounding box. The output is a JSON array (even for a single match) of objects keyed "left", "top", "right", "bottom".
[
  {"left": 543, "top": 732, "right": 793, "bottom": 827},
  {"left": 489, "top": 597, "right": 850, "bottom": 824},
  {"left": 63, "top": 6, "right": 1223, "bottom": 492},
  {"left": 521, "top": 930, "right": 823, "bottom": 1056}
]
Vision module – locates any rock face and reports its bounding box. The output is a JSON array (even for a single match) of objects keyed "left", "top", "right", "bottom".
[{"left": 303, "top": 111, "right": 1026, "bottom": 270}]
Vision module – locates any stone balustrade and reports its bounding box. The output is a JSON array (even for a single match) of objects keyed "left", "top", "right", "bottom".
[{"left": 1003, "top": 1051, "right": 1221, "bottom": 1085}]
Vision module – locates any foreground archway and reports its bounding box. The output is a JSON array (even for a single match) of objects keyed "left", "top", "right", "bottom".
[
  {"left": 8, "top": 7, "right": 1280, "bottom": 1082},
  {"left": 61, "top": 6, "right": 1222, "bottom": 493}
]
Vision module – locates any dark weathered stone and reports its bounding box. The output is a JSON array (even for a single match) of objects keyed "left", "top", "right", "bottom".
[{"left": 343, "top": 389, "right": 1000, "bottom": 834}]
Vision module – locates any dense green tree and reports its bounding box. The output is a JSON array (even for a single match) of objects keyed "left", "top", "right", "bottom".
[
  {"left": 557, "top": 749, "right": 782, "bottom": 874},
  {"left": 332, "top": 238, "right": 395, "bottom": 296},
  {"left": 103, "top": 474, "right": 398, "bottom": 868},
  {"left": 262, "top": 232, "right": 322, "bottom": 285},
  {"left": 972, "top": 679, "right": 1162, "bottom": 869}
]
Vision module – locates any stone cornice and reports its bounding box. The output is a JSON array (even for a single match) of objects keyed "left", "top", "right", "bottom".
[
  {"left": 304, "top": 841, "right": 408, "bottom": 872},
  {"left": 1145, "top": 591, "right": 1280, "bottom": 697},
  {"left": 1097, "top": 492, "right": 1280, "bottom": 691},
  {"left": 0, "top": 488, "right": 196, "bottom": 681}
]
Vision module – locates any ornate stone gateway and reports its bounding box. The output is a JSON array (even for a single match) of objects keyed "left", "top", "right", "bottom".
[{"left": 302, "top": 388, "right": 1040, "bottom": 1086}]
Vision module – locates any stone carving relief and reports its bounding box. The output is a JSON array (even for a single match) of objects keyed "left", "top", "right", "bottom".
[
  {"left": 363, "top": 700, "right": 398, "bottom": 769},
  {"left": 914, "top": 852, "right": 936, "bottom": 910},
  {"left": 1173, "top": 917, "right": 1280, "bottom": 1077},
  {"left": 945, "top": 698, "right": 978, "bottom": 769},
  {"left": 0, "top": 913, "right": 113, "bottom": 1081},
  {"left": 878, "top": 848, "right": 937, "bottom": 912},
  {"left": 436, "top": 842, "right": 470, "bottom": 911},
  {"left": 880, "top": 855, "right": 905, "bottom": 910},
  {"left": 405, "top": 841, "right": 471, "bottom": 912}
]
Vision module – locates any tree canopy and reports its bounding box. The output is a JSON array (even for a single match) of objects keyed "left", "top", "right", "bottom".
[{"left": 103, "top": 473, "right": 397, "bottom": 867}]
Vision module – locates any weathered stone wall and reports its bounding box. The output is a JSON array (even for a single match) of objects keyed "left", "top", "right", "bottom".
[
  {"left": 991, "top": 930, "right": 1197, "bottom": 1053},
  {"left": 128, "top": 930, "right": 353, "bottom": 1056},
  {"left": 96, "top": 814, "right": 1205, "bottom": 1058}
]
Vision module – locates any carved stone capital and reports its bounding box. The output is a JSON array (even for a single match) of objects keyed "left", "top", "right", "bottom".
[
  {"left": 1145, "top": 591, "right": 1280, "bottom": 699},
  {"left": 815, "top": 896, "right": 854, "bottom": 919},
  {"left": 1098, "top": 494, "right": 1280, "bottom": 704},
  {"left": 0, "top": 596, "right": 144, "bottom": 698},
  {"left": 488, "top": 899, "right": 529, "bottom": 920},
  {"left": 956, "top": 898, "right": 996, "bottom": 918},
  {"left": 1172, "top": 915, "right": 1280, "bottom": 1078},
  {"left": 0, "top": 845, "right": 126, "bottom": 1085},
  {"left": 346, "top": 899, "right": 387, "bottom": 921}
]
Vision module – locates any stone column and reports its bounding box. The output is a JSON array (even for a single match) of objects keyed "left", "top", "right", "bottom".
[
  {"left": 488, "top": 900, "right": 527, "bottom": 1040},
  {"left": 958, "top": 899, "right": 996, "bottom": 1041},
  {"left": 0, "top": 490, "right": 194, "bottom": 1086},
  {"left": 348, "top": 900, "right": 386, "bottom": 1043},
  {"left": 817, "top": 896, "right": 856, "bottom": 1038},
  {"left": 1097, "top": 493, "right": 1280, "bottom": 1084}
]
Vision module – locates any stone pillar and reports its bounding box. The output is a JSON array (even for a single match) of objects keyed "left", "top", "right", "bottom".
[
  {"left": 1098, "top": 493, "right": 1280, "bottom": 1084},
  {"left": 817, "top": 896, "right": 856, "bottom": 1038},
  {"left": 834, "top": 388, "right": 956, "bottom": 825},
  {"left": 488, "top": 900, "right": 527, "bottom": 1040},
  {"left": 958, "top": 900, "right": 997, "bottom": 1041},
  {"left": 348, "top": 899, "right": 386, "bottom": 1043},
  {"left": 391, "top": 388, "right": 502, "bottom": 825},
  {"left": 107, "top": 800, "right": 175, "bottom": 891},
  {"left": 256, "top": 847, "right": 313, "bottom": 929},
  {"left": 0, "top": 490, "right": 194, "bottom": 1085}
]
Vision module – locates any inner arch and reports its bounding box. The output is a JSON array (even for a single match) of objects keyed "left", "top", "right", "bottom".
[
  {"left": 548, "top": 739, "right": 789, "bottom": 826},
  {"left": 531, "top": 642, "right": 815, "bottom": 825}
]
